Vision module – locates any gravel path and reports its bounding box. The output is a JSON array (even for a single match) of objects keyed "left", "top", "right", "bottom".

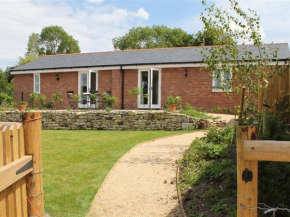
[{"left": 86, "top": 131, "right": 205, "bottom": 217}]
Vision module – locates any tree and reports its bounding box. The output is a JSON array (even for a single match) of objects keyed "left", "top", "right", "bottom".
[
  {"left": 39, "top": 26, "right": 80, "bottom": 55},
  {"left": 18, "top": 55, "right": 41, "bottom": 67},
  {"left": 26, "top": 33, "right": 41, "bottom": 56},
  {"left": 0, "top": 68, "right": 14, "bottom": 104},
  {"left": 193, "top": 28, "right": 231, "bottom": 46},
  {"left": 200, "top": 0, "right": 286, "bottom": 126},
  {"left": 113, "top": 25, "right": 196, "bottom": 50},
  {"left": 17, "top": 26, "right": 81, "bottom": 67}
]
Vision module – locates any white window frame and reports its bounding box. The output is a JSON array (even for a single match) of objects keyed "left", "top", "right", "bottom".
[
  {"left": 212, "top": 69, "right": 232, "bottom": 92},
  {"left": 78, "top": 70, "right": 98, "bottom": 108},
  {"left": 34, "top": 74, "right": 40, "bottom": 93},
  {"left": 137, "top": 68, "right": 162, "bottom": 109}
]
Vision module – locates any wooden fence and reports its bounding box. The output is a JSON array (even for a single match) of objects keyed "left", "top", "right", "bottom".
[
  {"left": 237, "top": 126, "right": 290, "bottom": 217},
  {"left": 0, "top": 112, "right": 44, "bottom": 217},
  {"left": 258, "top": 67, "right": 290, "bottom": 117}
]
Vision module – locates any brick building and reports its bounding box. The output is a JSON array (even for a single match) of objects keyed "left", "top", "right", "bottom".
[{"left": 10, "top": 43, "right": 290, "bottom": 111}]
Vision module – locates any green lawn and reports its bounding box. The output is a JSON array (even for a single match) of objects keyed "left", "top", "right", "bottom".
[{"left": 42, "top": 130, "right": 187, "bottom": 217}]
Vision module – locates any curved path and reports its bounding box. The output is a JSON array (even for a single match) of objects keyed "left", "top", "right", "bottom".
[{"left": 87, "top": 131, "right": 205, "bottom": 217}]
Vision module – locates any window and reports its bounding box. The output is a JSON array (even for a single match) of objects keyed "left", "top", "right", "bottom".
[
  {"left": 34, "top": 74, "right": 40, "bottom": 93},
  {"left": 212, "top": 69, "right": 232, "bottom": 92}
]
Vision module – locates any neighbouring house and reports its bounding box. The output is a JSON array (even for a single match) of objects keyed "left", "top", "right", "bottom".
[{"left": 10, "top": 43, "right": 290, "bottom": 111}]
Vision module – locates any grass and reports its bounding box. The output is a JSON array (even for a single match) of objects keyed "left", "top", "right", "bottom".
[
  {"left": 42, "top": 130, "right": 188, "bottom": 217},
  {"left": 179, "top": 103, "right": 210, "bottom": 119}
]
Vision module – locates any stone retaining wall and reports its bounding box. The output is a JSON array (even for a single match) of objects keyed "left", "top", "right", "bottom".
[{"left": 0, "top": 110, "right": 226, "bottom": 130}]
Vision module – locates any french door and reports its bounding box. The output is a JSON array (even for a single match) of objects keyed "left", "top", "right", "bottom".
[
  {"left": 78, "top": 70, "right": 98, "bottom": 108},
  {"left": 138, "top": 68, "right": 161, "bottom": 109}
]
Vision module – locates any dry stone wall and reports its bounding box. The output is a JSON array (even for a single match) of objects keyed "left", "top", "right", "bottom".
[{"left": 0, "top": 110, "right": 210, "bottom": 130}]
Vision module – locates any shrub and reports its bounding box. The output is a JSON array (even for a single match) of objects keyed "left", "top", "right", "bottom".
[
  {"left": 101, "top": 93, "right": 117, "bottom": 108},
  {"left": 52, "top": 92, "right": 63, "bottom": 108},
  {"left": 166, "top": 95, "right": 181, "bottom": 105},
  {"left": 17, "top": 101, "right": 27, "bottom": 105},
  {"left": 212, "top": 107, "right": 221, "bottom": 113},
  {"left": 37, "top": 94, "right": 46, "bottom": 108},
  {"left": 70, "top": 94, "right": 80, "bottom": 103},
  {"left": 260, "top": 114, "right": 290, "bottom": 141},
  {"left": 0, "top": 92, "right": 13, "bottom": 105},
  {"left": 179, "top": 103, "right": 208, "bottom": 119},
  {"left": 29, "top": 92, "right": 39, "bottom": 108},
  {"left": 90, "top": 93, "right": 97, "bottom": 102}
]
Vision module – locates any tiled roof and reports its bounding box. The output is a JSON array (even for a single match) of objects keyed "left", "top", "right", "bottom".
[{"left": 12, "top": 43, "right": 290, "bottom": 71}]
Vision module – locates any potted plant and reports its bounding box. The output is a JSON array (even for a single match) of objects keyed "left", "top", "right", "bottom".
[
  {"left": 17, "top": 101, "right": 27, "bottom": 111},
  {"left": 166, "top": 95, "right": 181, "bottom": 112}
]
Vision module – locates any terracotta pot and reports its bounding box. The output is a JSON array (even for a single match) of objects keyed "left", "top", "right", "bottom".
[
  {"left": 167, "top": 104, "right": 177, "bottom": 112},
  {"left": 17, "top": 105, "right": 27, "bottom": 111}
]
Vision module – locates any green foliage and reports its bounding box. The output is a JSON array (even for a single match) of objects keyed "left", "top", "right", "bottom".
[
  {"left": 0, "top": 93, "right": 13, "bottom": 105},
  {"left": 52, "top": 92, "right": 63, "bottom": 108},
  {"left": 0, "top": 69, "right": 13, "bottom": 105},
  {"left": 105, "top": 106, "right": 112, "bottom": 112},
  {"left": 52, "top": 92, "right": 62, "bottom": 102},
  {"left": 212, "top": 107, "right": 221, "bottom": 113},
  {"left": 17, "top": 101, "right": 27, "bottom": 105},
  {"left": 37, "top": 94, "right": 46, "bottom": 108},
  {"left": 239, "top": 99, "right": 261, "bottom": 125},
  {"left": 39, "top": 26, "right": 80, "bottom": 55},
  {"left": 223, "top": 108, "right": 231, "bottom": 113},
  {"left": 179, "top": 123, "right": 290, "bottom": 217},
  {"left": 193, "top": 28, "right": 230, "bottom": 46},
  {"left": 70, "top": 94, "right": 80, "bottom": 103},
  {"left": 179, "top": 103, "right": 208, "bottom": 119},
  {"left": 260, "top": 114, "right": 290, "bottom": 141},
  {"left": 26, "top": 33, "right": 41, "bottom": 56},
  {"left": 90, "top": 93, "right": 97, "bottom": 102},
  {"left": 29, "top": 92, "right": 47, "bottom": 108},
  {"left": 166, "top": 95, "right": 181, "bottom": 105},
  {"left": 179, "top": 126, "right": 237, "bottom": 216},
  {"left": 200, "top": 0, "right": 283, "bottom": 119},
  {"left": 128, "top": 87, "right": 142, "bottom": 96},
  {"left": 101, "top": 93, "right": 117, "bottom": 108},
  {"left": 18, "top": 55, "right": 41, "bottom": 67},
  {"left": 29, "top": 92, "right": 39, "bottom": 108},
  {"left": 113, "top": 25, "right": 196, "bottom": 50},
  {"left": 18, "top": 26, "right": 80, "bottom": 67}
]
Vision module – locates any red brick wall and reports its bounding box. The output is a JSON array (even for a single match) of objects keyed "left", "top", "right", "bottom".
[
  {"left": 13, "top": 67, "right": 240, "bottom": 111},
  {"left": 40, "top": 72, "right": 78, "bottom": 109},
  {"left": 111, "top": 69, "right": 122, "bottom": 109},
  {"left": 124, "top": 69, "right": 138, "bottom": 109},
  {"left": 98, "top": 70, "right": 112, "bottom": 95},
  {"left": 13, "top": 74, "right": 33, "bottom": 103},
  {"left": 161, "top": 67, "right": 238, "bottom": 111},
  {"left": 13, "top": 72, "right": 78, "bottom": 109}
]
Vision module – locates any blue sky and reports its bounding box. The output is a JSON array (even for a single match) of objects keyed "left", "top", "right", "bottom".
[{"left": 0, "top": 0, "right": 289, "bottom": 70}]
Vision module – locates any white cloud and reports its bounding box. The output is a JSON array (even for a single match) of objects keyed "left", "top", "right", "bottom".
[
  {"left": 87, "top": 0, "right": 103, "bottom": 3},
  {"left": 178, "top": 0, "right": 290, "bottom": 45},
  {"left": 0, "top": 1, "right": 150, "bottom": 69},
  {"left": 137, "top": 8, "right": 149, "bottom": 20}
]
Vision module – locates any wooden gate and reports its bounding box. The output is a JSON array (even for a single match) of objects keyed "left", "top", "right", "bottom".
[
  {"left": 237, "top": 126, "right": 290, "bottom": 217},
  {"left": 0, "top": 112, "right": 44, "bottom": 217}
]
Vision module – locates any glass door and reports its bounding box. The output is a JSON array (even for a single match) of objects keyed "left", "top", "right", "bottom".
[
  {"left": 138, "top": 70, "right": 150, "bottom": 109},
  {"left": 79, "top": 71, "right": 98, "bottom": 108},
  {"left": 138, "top": 68, "right": 161, "bottom": 109},
  {"left": 150, "top": 68, "right": 161, "bottom": 109}
]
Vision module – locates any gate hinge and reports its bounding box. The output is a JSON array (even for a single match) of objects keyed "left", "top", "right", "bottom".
[{"left": 242, "top": 168, "right": 253, "bottom": 183}]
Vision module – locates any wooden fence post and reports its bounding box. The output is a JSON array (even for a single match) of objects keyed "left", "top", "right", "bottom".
[
  {"left": 237, "top": 126, "right": 258, "bottom": 217},
  {"left": 23, "top": 112, "right": 44, "bottom": 217}
]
